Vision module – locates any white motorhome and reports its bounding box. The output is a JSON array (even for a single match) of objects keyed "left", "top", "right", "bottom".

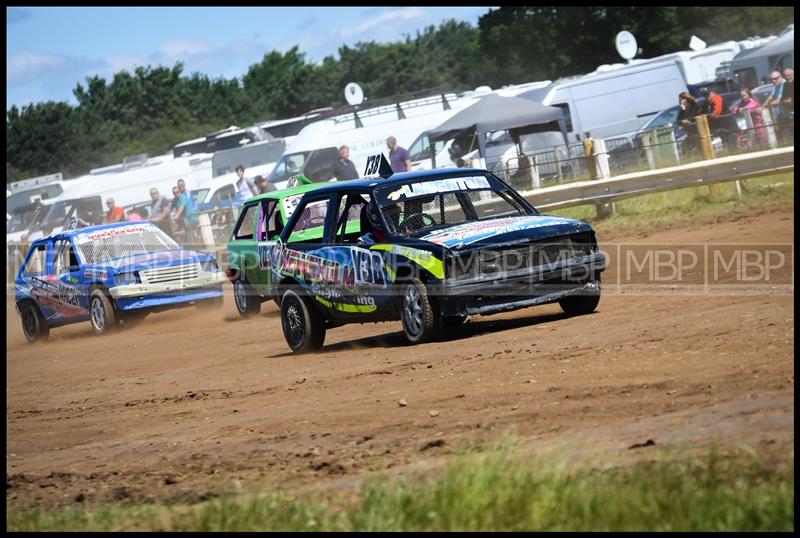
[
  {"left": 25, "top": 153, "right": 211, "bottom": 240},
  {"left": 7, "top": 173, "right": 66, "bottom": 213},
  {"left": 518, "top": 57, "right": 689, "bottom": 142},
  {"left": 730, "top": 25, "right": 794, "bottom": 89},
  {"left": 266, "top": 90, "right": 486, "bottom": 188}
]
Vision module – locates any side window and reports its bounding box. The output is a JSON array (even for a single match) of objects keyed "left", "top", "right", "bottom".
[
  {"left": 332, "top": 194, "right": 369, "bottom": 244},
  {"left": 304, "top": 147, "right": 338, "bottom": 182},
  {"left": 409, "top": 134, "right": 444, "bottom": 161},
  {"left": 212, "top": 184, "right": 236, "bottom": 203},
  {"left": 232, "top": 204, "right": 258, "bottom": 240},
  {"left": 257, "top": 199, "right": 281, "bottom": 241},
  {"left": 285, "top": 198, "right": 330, "bottom": 245},
  {"left": 23, "top": 244, "right": 47, "bottom": 276},
  {"left": 52, "top": 239, "right": 78, "bottom": 275}
]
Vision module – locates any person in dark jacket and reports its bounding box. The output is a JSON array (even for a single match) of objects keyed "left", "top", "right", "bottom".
[
  {"left": 677, "top": 92, "right": 701, "bottom": 158},
  {"left": 332, "top": 145, "right": 359, "bottom": 181}
]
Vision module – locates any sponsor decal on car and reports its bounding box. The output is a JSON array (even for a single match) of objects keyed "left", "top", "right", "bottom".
[
  {"left": 83, "top": 268, "right": 109, "bottom": 280},
  {"left": 386, "top": 176, "right": 490, "bottom": 201},
  {"left": 421, "top": 216, "right": 581, "bottom": 248}
]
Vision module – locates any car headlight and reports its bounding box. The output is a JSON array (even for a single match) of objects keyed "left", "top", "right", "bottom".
[
  {"left": 116, "top": 271, "right": 139, "bottom": 285},
  {"left": 200, "top": 259, "right": 219, "bottom": 273}
]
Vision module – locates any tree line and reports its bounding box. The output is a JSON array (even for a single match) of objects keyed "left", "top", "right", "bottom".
[{"left": 6, "top": 6, "right": 793, "bottom": 182}]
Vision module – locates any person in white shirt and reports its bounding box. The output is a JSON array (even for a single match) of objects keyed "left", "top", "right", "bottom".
[{"left": 235, "top": 164, "right": 257, "bottom": 198}]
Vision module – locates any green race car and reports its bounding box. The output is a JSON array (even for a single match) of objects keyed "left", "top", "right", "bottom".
[{"left": 225, "top": 175, "right": 334, "bottom": 316}]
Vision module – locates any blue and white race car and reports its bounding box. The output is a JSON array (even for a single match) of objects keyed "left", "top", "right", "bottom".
[{"left": 14, "top": 221, "right": 226, "bottom": 342}]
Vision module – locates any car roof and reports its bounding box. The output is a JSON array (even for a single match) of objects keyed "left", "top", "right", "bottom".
[
  {"left": 239, "top": 180, "right": 328, "bottom": 206},
  {"left": 36, "top": 221, "right": 160, "bottom": 243},
  {"left": 299, "top": 168, "right": 488, "bottom": 196}
]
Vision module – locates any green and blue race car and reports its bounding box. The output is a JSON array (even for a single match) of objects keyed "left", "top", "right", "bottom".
[{"left": 226, "top": 161, "right": 606, "bottom": 353}]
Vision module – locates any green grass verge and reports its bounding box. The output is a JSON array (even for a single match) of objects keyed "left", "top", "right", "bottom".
[
  {"left": 7, "top": 439, "right": 793, "bottom": 531},
  {"left": 549, "top": 172, "right": 794, "bottom": 232}
]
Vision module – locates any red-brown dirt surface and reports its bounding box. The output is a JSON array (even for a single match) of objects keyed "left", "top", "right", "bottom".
[{"left": 6, "top": 205, "right": 794, "bottom": 510}]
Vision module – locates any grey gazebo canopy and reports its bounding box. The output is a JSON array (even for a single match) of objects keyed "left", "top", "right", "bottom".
[{"left": 426, "top": 93, "right": 567, "bottom": 165}]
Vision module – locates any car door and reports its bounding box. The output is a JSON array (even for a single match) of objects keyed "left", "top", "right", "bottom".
[
  {"left": 322, "top": 192, "right": 390, "bottom": 318},
  {"left": 251, "top": 198, "right": 280, "bottom": 296},
  {"left": 50, "top": 237, "right": 89, "bottom": 321},
  {"left": 273, "top": 193, "right": 338, "bottom": 314},
  {"left": 228, "top": 201, "right": 260, "bottom": 286}
]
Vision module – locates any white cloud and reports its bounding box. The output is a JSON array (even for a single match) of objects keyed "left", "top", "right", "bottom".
[
  {"left": 7, "top": 52, "right": 65, "bottom": 84},
  {"left": 339, "top": 7, "right": 425, "bottom": 38},
  {"left": 157, "top": 39, "right": 214, "bottom": 60}
]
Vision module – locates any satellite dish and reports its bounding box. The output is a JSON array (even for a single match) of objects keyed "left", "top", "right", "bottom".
[
  {"left": 344, "top": 82, "right": 364, "bottom": 106},
  {"left": 689, "top": 35, "right": 707, "bottom": 51},
  {"left": 615, "top": 31, "right": 638, "bottom": 60}
]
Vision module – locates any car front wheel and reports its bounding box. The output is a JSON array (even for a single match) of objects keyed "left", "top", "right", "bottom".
[
  {"left": 234, "top": 279, "right": 260, "bottom": 317},
  {"left": 280, "top": 289, "right": 326, "bottom": 354},
  {"left": 401, "top": 277, "right": 441, "bottom": 344},
  {"left": 89, "top": 289, "right": 118, "bottom": 335},
  {"left": 20, "top": 301, "right": 49, "bottom": 343}
]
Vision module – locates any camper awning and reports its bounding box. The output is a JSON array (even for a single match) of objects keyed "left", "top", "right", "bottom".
[{"left": 427, "top": 94, "right": 565, "bottom": 143}]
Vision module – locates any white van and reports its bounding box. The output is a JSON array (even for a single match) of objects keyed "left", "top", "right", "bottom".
[
  {"left": 517, "top": 57, "right": 689, "bottom": 143},
  {"left": 266, "top": 90, "right": 485, "bottom": 188},
  {"left": 26, "top": 153, "right": 210, "bottom": 240}
]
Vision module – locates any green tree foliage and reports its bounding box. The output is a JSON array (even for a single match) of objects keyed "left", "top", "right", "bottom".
[{"left": 6, "top": 8, "right": 793, "bottom": 182}]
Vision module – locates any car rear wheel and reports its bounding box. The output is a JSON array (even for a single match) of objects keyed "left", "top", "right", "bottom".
[
  {"left": 401, "top": 277, "right": 441, "bottom": 344},
  {"left": 280, "top": 289, "right": 325, "bottom": 354},
  {"left": 234, "top": 279, "right": 260, "bottom": 317},
  {"left": 20, "top": 301, "right": 49, "bottom": 343},
  {"left": 559, "top": 287, "right": 601, "bottom": 316},
  {"left": 89, "top": 289, "right": 117, "bottom": 335}
]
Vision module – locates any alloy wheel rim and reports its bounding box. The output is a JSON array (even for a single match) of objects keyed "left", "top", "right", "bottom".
[
  {"left": 91, "top": 297, "right": 105, "bottom": 331},
  {"left": 403, "top": 284, "right": 423, "bottom": 336},
  {"left": 285, "top": 300, "right": 304, "bottom": 346},
  {"left": 235, "top": 281, "right": 247, "bottom": 312}
]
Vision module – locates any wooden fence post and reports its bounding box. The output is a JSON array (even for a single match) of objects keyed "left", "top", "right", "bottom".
[{"left": 695, "top": 115, "right": 722, "bottom": 200}]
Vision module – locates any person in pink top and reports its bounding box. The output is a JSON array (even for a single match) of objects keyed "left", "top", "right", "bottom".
[
  {"left": 731, "top": 87, "right": 767, "bottom": 148},
  {"left": 127, "top": 208, "right": 143, "bottom": 222}
]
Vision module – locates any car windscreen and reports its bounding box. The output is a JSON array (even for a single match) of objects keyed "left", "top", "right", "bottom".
[
  {"left": 73, "top": 223, "right": 180, "bottom": 264},
  {"left": 374, "top": 175, "right": 529, "bottom": 238},
  {"left": 268, "top": 151, "right": 309, "bottom": 183}
]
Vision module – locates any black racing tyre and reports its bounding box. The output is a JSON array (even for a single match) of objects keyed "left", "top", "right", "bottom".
[
  {"left": 400, "top": 277, "right": 442, "bottom": 344},
  {"left": 20, "top": 301, "right": 49, "bottom": 343},
  {"left": 196, "top": 295, "right": 224, "bottom": 312},
  {"left": 280, "top": 290, "right": 326, "bottom": 354},
  {"left": 233, "top": 279, "right": 260, "bottom": 317},
  {"left": 443, "top": 315, "right": 468, "bottom": 327},
  {"left": 89, "top": 289, "right": 118, "bottom": 335},
  {"left": 558, "top": 289, "right": 601, "bottom": 316}
]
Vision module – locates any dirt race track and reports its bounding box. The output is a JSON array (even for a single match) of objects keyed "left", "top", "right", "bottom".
[{"left": 6, "top": 205, "right": 794, "bottom": 510}]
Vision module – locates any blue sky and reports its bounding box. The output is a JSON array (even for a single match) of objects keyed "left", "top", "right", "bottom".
[{"left": 6, "top": 6, "right": 493, "bottom": 110}]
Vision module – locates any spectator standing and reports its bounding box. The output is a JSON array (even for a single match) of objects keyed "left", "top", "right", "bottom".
[
  {"left": 677, "top": 92, "right": 701, "bottom": 157},
  {"left": 254, "top": 175, "right": 275, "bottom": 194},
  {"left": 386, "top": 136, "right": 412, "bottom": 173},
  {"left": 105, "top": 198, "right": 125, "bottom": 223},
  {"left": 780, "top": 67, "right": 794, "bottom": 114},
  {"left": 700, "top": 89, "right": 723, "bottom": 117},
  {"left": 127, "top": 208, "right": 143, "bottom": 222},
  {"left": 731, "top": 88, "right": 767, "bottom": 148},
  {"left": 173, "top": 179, "right": 198, "bottom": 245},
  {"left": 762, "top": 71, "right": 785, "bottom": 112},
  {"left": 148, "top": 187, "right": 172, "bottom": 234},
  {"left": 779, "top": 68, "right": 794, "bottom": 142},
  {"left": 235, "top": 165, "right": 257, "bottom": 198},
  {"left": 332, "top": 145, "right": 359, "bottom": 181}
]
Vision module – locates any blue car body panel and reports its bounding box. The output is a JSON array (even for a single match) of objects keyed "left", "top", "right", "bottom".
[{"left": 14, "top": 221, "right": 224, "bottom": 329}]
